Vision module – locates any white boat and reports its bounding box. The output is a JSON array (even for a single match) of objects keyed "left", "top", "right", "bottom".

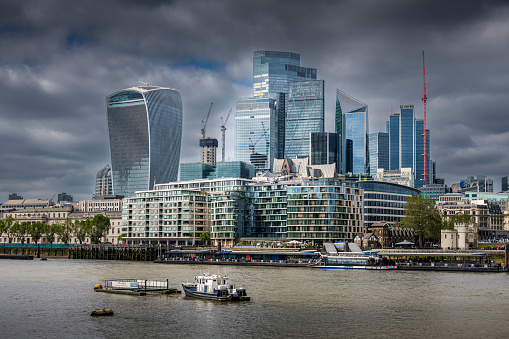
[
  {"left": 181, "top": 273, "right": 250, "bottom": 301},
  {"left": 312, "top": 254, "right": 397, "bottom": 270}
]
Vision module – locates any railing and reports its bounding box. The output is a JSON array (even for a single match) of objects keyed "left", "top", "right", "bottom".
[{"left": 104, "top": 279, "right": 169, "bottom": 290}]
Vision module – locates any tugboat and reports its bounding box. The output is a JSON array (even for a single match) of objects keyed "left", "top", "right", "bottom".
[{"left": 181, "top": 273, "right": 250, "bottom": 301}]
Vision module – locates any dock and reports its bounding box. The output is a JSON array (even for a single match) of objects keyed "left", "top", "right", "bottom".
[
  {"left": 0, "top": 254, "right": 34, "bottom": 260},
  {"left": 94, "top": 279, "right": 180, "bottom": 296}
]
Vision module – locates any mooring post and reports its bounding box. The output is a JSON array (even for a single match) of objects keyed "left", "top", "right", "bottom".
[{"left": 505, "top": 243, "right": 508, "bottom": 271}]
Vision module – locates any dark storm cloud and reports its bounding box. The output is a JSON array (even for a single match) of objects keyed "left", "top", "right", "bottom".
[{"left": 1, "top": 0, "right": 509, "bottom": 201}]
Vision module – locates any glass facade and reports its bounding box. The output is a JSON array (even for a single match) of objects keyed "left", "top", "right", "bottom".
[
  {"left": 389, "top": 114, "right": 400, "bottom": 170},
  {"left": 285, "top": 80, "right": 324, "bottom": 159},
  {"left": 337, "top": 90, "right": 369, "bottom": 175},
  {"left": 234, "top": 97, "right": 277, "bottom": 170},
  {"left": 357, "top": 181, "right": 420, "bottom": 229},
  {"left": 368, "top": 132, "right": 389, "bottom": 177},
  {"left": 253, "top": 50, "right": 317, "bottom": 98},
  {"left": 400, "top": 105, "right": 415, "bottom": 169},
  {"left": 94, "top": 164, "right": 113, "bottom": 196},
  {"left": 107, "top": 86, "right": 182, "bottom": 197},
  {"left": 310, "top": 132, "right": 338, "bottom": 166},
  {"left": 252, "top": 51, "right": 317, "bottom": 160},
  {"left": 180, "top": 161, "right": 255, "bottom": 181},
  {"left": 286, "top": 179, "right": 364, "bottom": 245},
  {"left": 415, "top": 119, "right": 430, "bottom": 188},
  {"left": 386, "top": 105, "right": 432, "bottom": 188}
]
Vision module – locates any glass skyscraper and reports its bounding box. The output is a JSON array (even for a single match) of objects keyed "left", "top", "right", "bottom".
[
  {"left": 285, "top": 80, "right": 324, "bottom": 159},
  {"left": 310, "top": 132, "right": 339, "bottom": 166},
  {"left": 106, "top": 86, "right": 182, "bottom": 197},
  {"left": 234, "top": 96, "right": 277, "bottom": 170},
  {"left": 253, "top": 50, "right": 317, "bottom": 158},
  {"left": 336, "top": 90, "right": 369, "bottom": 174},
  {"left": 386, "top": 105, "right": 431, "bottom": 188},
  {"left": 368, "top": 132, "right": 389, "bottom": 177}
]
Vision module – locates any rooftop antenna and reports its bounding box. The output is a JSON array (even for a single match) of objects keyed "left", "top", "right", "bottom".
[
  {"left": 138, "top": 80, "right": 153, "bottom": 86},
  {"left": 422, "top": 51, "right": 428, "bottom": 186}
]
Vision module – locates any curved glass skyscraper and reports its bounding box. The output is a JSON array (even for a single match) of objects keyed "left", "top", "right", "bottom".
[{"left": 106, "top": 86, "right": 182, "bottom": 197}]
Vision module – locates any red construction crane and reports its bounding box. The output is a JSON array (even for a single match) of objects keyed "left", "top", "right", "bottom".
[{"left": 422, "top": 51, "right": 428, "bottom": 185}]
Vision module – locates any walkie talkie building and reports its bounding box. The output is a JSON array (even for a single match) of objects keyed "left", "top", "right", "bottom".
[{"left": 106, "top": 86, "right": 182, "bottom": 197}]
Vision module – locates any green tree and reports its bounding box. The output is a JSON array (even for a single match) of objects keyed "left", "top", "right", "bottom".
[
  {"left": 19, "top": 222, "right": 30, "bottom": 244},
  {"left": 3, "top": 215, "right": 15, "bottom": 243},
  {"left": 57, "top": 219, "right": 73, "bottom": 244},
  {"left": 45, "top": 223, "right": 60, "bottom": 247},
  {"left": 29, "top": 222, "right": 46, "bottom": 245},
  {"left": 200, "top": 232, "right": 211, "bottom": 245},
  {"left": 72, "top": 220, "right": 89, "bottom": 244},
  {"left": 90, "top": 214, "right": 111, "bottom": 244},
  {"left": 11, "top": 222, "right": 21, "bottom": 243},
  {"left": 401, "top": 195, "right": 443, "bottom": 246}
]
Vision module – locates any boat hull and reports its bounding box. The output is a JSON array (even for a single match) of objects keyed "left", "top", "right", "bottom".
[
  {"left": 182, "top": 285, "right": 250, "bottom": 301},
  {"left": 315, "top": 265, "right": 397, "bottom": 270}
]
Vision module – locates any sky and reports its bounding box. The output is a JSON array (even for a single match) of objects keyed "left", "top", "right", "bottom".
[{"left": 1, "top": 0, "right": 509, "bottom": 202}]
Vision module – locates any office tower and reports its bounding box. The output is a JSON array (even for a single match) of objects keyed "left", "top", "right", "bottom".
[
  {"left": 253, "top": 51, "right": 317, "bottom": 158},
  {"left": 368, "top": 132, "right": 389, "bottom": 177},
  {"left": 310, "top": 132, "right": 339, "bottom": 166},
  {"left": 94, "top": 164, "right": 113, "bottom": 197},
  {"left": 57, "top": 193, "right": 73, "bottom": 202},
  {"left": 502, "top": 177, "right": 508, "bottom": 192},
  {"left": 235, "top": 96, "right": 277, "bottom": 170},
  {"left": 8, "top": 193, "right": 23, "bottom": 200},
  {"left": 106, "top": 85, "right": 182, "bottom": 197},
  {"left": 285, "top": 80, "right": 324, "bottom": 159},
  {"left": 387, "top": 105, "right": 431, "bottom": 188},
  {"left": 345, "top": 139, "right": 353, "bottom": 173},
  {"left": 336, "top": 90, "right": 369, "bottom": 174},
  {"left": 388, "top": 113, "right": 400, "bottom": 170},
  {"left": 415, "top": 119, "right": 430, "bottom": 188},
  {"left": 200, "top": 138, "right": 218, "bottom": 165}
]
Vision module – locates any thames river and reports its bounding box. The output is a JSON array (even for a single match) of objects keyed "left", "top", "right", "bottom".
[{"left": 1, "top": 259, "right": 508, "bottom": 338}]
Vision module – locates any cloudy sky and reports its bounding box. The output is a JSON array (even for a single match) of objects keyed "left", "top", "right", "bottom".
[{"left": 1, "top": 0, "right": 508, "bottom": 202}]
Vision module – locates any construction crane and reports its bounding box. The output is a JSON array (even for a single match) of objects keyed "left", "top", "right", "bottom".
[
  {"left": 261, "top": 121, "right": 270, "bottom": 166},
  {"left": 201, "top": 102, "right": 213, "bottom": 139},
  {"left": 422, "top": 51, "right": 428, "bottom": 186},
  {"left": 220, "top": 108, "right": 232, "bottom": 162}
]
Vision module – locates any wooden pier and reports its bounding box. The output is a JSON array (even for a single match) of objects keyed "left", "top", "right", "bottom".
[{"left": 68, "top": 246, "right": 160, "bottom": 261}]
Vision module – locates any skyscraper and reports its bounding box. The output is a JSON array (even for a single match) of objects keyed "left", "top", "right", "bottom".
[
  {"left": 310, "top": 132, "right": 339, "bottom": 166},
  {"left": 368, "top": 132, "right": 389, "bottom": 177},
  {"left": 386, "top": 105, "right": 431, "bottom": 188},
  {"left": 285, "top": 80, "right": 324, "bottom": 159},
  {"left": 336, "top": 90, "right": 369, "bottom": 174},
  {"left": 253, "top": 50, "right": 317, "bottom": 158},
  {"left": 200, "top": 138, "right": 218, "bottom": 165},
  {"left": 94, "top": 164, "right": 113, "bottom": 197},
  {"left": 234, "top": 96, "right": 277, "bottom": 170},
  {"left": 106, "top": 86, "right": 182, "bottom": 197}
]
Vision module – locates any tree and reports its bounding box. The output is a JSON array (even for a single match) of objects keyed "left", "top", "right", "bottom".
[
  {"left": 3, "top": 215, "right": 15, "bottom": 243},
  {"left": 11, "top": 222, "right": 24, "bottom": 243},
  {"left": 401, "top": 195, "right": 443, "bottom": 246},
  {"left": 90, "top": 214, "right": 111, "bottom": 244},
  {"left": 29, "top": 222, "right": 46, "bottom": 245},
  {"left": 72, "top": 220, "right": 89, "bottom": 244},
  {"left": 19, "top": 222, "right": 30, "bottom": 244},
  {"left": 57, "top": 219, "right": 73, "bottom": 244},
  {"left": 200, "top": 232, "right": 211, "bottom": 245},
  {"left": 45, "top": 223, "right": 60, "bottom": 247},
  {"left": 443, "top": 213, "right": 475, "bottom": 230}
]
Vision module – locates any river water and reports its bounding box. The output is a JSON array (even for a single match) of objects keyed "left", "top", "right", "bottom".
[{"left": 1, "top": 259, "right": 508, "bottom": 338}]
